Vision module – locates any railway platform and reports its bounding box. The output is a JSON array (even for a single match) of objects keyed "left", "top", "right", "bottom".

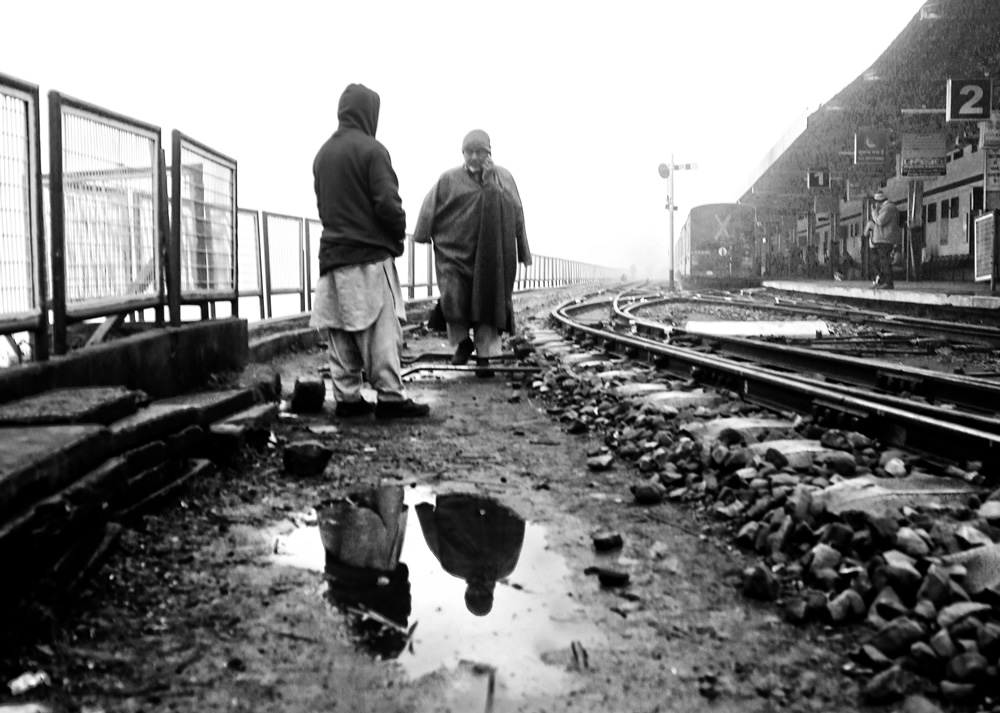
[
  {"left": 762, "top": 278, "right": 1000, "bottom": 311},
  {"left": 3, "top": 286, "right": 1000, "bottom": 713}
]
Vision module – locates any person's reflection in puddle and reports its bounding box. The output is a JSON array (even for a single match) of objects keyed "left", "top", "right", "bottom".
[
  {"left": 416, "top": 493, "right": 526, "bottom": 616},
  {"left": 320, "top": 485, "right": 412, "bottom": 659},
  {"left": 324, "top": 557, "right": 412, "bottom": 659}
]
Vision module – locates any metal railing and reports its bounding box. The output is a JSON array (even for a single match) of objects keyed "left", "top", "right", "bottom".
[
  {"left": 237, "top": 208, "right": 265, "bottom": 320},
  {"left": 169, "top": 130, "right": 238, "bottom": 323},
  {"left": 261, "top": 211, "right": 305, "bottom": 318},
  {"left": 0, "top": 73, "right": 47, "bottom": 362},
  {"left": 48, "top": 90, "right": 164, "bottom": 354},
  {"left": 0, "top": 71, "right": 619, "bottom": 366},
  {"left": 306, "top": 218, "right": 322, "bottom": 310}
]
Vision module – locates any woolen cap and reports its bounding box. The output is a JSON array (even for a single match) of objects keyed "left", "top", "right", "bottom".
[
  {"left": 873, "top": 191, "right": 887, "bottom": 201},
  {"left": 462, "top": 129, "right": 491, "bottom": 154}
]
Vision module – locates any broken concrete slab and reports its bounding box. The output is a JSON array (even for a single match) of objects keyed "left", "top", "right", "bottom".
[
  {"left": 614, "top": 383, "right": 671, "bottom": 398},
  {"left": 575, "top": 359, "right": 622, "bottom": 370},
  {"left": 941, "top": 543, "right": 1000, "bottom": 595},
  {"left": 115, "top": 459, "right": 215, "bottom": 522},
  {"left": 108, "top": 402, "right": 199, "bottom": 455},
  {"left": 746, "top": 439, "right": 841, "bottom": 470},
  {"left": 219, "top": 403, "right": 279, "bottom": 430},
  {"left": 812, "top": 474, "right": 984, "bottom": 518},
  {"left": 683, "top": 320, "right": 831, "bottom": 339},
  {"left": 0, "top": 387, "right": 147, "bottom": 426},
  {"left": 153, "top": 388, "right": 258, "bottom": 427},
  {"left": 213, "top": 403, "right": 280, "bottom": 451},
  {"left": 682, "top": 417, "right": 797, "bottom": 444},
  {"left": 0, "top": 425, "right": 111, "bottom": 523},
  {"left": 529, "top": 333, "right": 564, "bottom": 347},
  {"left": 559, "top": 352, "right": 609, "bottom": 365},
  {"left": 637, "top": 389, "right": 724, "bottom": 411},
  {"left": 538, "top": 344, "right": 576, "bottom": 355},
  {"left": 595, "top": 370, "right": 643, "bottom": 382}
]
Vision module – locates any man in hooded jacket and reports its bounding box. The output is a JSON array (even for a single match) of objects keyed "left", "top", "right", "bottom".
[
  {"left": 413, "top": 130, "right": 531, "bottom": 369},
  {"left": 310, "top": 83, "right": 428, "bottom": 419},
  {"left": 866, "top": 190, "right": 901, "bottom": 289}
]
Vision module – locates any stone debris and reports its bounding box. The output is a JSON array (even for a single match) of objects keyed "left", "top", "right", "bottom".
[
  {"left": 282, "top": 440, "right": 333, "bottom": 477},
  {"left": 592, "top": 531, "right": 624, "bottom": 552},
  {"left": 529, "top": 344, "right": 1000, "bottom": 709},
  {"left": 587, "top": 452, "right": 615, "bottom": 471},
  {"left": 289, "top": 379, "right": 326, "bottom": 413},
  {"left": 584, "top": 566, "right": 630, "bottom": 588}
]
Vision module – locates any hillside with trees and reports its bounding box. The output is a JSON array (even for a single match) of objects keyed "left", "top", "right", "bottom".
[{"left": 741, "top": 0, "right": 1000, "bottom": 211}]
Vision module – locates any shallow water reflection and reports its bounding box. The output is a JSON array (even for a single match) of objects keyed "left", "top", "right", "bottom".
[{"left": 276, "top": 485, "right": 603, "bottom": 700}]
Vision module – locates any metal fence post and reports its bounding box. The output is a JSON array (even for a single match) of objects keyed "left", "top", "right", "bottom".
[
  {"left": 262, "top": 216, "right": 273, "bottom": 318},
  {"left": 169, "top": 133, "right": 182, "bottom": 326},
  {"left": 407, "top": 234, "right": 416, "bottom": 300},
  {"left": 47, "top": 91, "right": 67, "bottom": 355}
]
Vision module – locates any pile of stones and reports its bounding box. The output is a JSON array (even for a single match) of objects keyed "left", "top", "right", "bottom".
[{"left": 529, "top": 353, "right": 1000, "bottom": 709}]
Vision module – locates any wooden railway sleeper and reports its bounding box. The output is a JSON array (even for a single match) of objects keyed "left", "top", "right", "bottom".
[
  {"left": 876, "top": 369, "right": 925, "bottom": 397},
  {"left": 812, "top": 398, "right": 868, "bottom": 430}
]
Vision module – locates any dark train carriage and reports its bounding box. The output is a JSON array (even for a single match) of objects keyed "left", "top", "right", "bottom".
[{"left": 677, "top": 203, "right": 760, "bottom": 288}]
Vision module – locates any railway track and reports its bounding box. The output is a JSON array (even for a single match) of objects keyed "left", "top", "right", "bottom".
[
  {"left": 523, "top": 285, "right": 1000, "bottom": 711},
  {"left": 546, "top": 289, "right": 1000, "bottom": 474},
  {"left": 615, "top": 293, "right": 1000, "bottom": 426}
]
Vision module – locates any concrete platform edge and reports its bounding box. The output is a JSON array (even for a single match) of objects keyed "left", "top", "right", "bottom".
[{"left": 0, "top": 319, "right": 249, "bottom": 406}]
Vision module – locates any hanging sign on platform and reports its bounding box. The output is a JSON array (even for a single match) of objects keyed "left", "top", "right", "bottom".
[{"left": 901, "top": 132, "right": 947, "bottom": 178}]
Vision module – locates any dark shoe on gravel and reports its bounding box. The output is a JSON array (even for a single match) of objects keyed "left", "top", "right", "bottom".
[
  {"left": 335, "top": 400, "right": 375, "bottom": 418},
  {"left": 474, "top": 357, "right": 495, "bottom": 379},
  {"left": 375, "top": 399, "right": 430, "bottom": 419},
  {"left": 451, "top": 338, "right": 475, "bottom": 365}
]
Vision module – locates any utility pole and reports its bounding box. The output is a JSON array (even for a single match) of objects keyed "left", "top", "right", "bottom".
[{"left": 659, "top": 156, "right": 696, "bottom": 291}]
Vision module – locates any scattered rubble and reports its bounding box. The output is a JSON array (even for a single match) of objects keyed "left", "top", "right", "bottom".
[
  {"left": 283, "top": 440, "right": 334, "bottom": 477},
  {"left": 529, "top": 331, "right": 1000, "bottom": 708},
  {"left": 289, "top": 378, "right": 326, "bottom": 413}
]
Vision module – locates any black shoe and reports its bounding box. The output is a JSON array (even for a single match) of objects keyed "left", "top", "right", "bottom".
[
  {"left": 375, "top": 399, "right": 430, "bottom": 419},
  {"left": 475, "top": 357, "right": 495, "bottom": 379},
  {"left": 451, "top": 338, "right": 475, "bottom": 365},
  {"left": 335, "top": 400, "right": 375, "bottom": 418}
]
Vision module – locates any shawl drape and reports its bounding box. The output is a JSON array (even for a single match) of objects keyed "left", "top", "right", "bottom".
[{"left": 413, "top": 166, "right": 529, "bottom": 332}]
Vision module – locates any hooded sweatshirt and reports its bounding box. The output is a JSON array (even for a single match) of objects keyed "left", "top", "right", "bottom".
[{"left": 314, "top": 84, "right": 406, "bottom": 273}]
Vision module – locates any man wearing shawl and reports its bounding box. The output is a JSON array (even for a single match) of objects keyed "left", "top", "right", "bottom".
[
  {"left": 310, "top": 83, "right": 429, "bottom": 419},
  {"left": 413, "top": 130, "right": 532, "bottom": 368},
  {"left": 415, "top": 493, "right": 526, "bottom": 617}
]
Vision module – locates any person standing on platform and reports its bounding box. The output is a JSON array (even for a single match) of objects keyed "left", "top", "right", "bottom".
[
  {"left": 413, "top": 130, "right": 532, "bottom": 373},
  {"left": 866, "top": 191, "right": 901, "bottom": 289},
  {"left": 310, "top": 83, "right": 429, "bottom": 419}
]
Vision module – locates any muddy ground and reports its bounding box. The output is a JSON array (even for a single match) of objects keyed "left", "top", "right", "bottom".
[{"left": 0, "top": 295, "right": 898, "bottom": 713}]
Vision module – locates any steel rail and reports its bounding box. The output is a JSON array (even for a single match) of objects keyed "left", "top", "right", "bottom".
[
  {"left": 611, "top": 293, "right": 1000, "bottom": 420},
  {"left": 650, "top": 291, "right": 1000, "bottom": 343},
  {"left": 550, "top": 294, "right": 1000, "bottom": 471}
]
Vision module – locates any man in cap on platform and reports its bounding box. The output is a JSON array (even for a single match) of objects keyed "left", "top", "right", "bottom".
[
  {"left": 866, "top": 190, "right": 901, "bottom": 289},
  {"left": 413, "top": 130, "right": 532, "bottom": 372},
  {"left": 310, "top": 83, "right": 429, "bottom": 419}
]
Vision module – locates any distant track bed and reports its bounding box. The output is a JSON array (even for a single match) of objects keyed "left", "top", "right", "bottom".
[
  {"left": 548, "top": 289, "right": 1000, "bottom": 472},
  {"left": 630, "top": 293, "right": 1000, "bottom": 378}
]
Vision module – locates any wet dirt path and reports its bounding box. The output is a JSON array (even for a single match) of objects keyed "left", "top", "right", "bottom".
[{"left": 1, "top": 309, "right": 877, "bottom": 713}]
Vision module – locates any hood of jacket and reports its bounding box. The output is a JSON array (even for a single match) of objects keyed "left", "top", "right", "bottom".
[{"left": 337, "top": 83, "right": 380, "bottom": 137}]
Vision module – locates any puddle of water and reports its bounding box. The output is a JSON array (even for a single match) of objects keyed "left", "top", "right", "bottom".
[{"left": 274, "top": 485, "right": 603, "bottom": 701}]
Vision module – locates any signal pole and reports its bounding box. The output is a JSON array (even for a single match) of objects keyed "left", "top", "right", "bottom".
[{"left": 659, "top": 156, "right": 697, "bottom": 291}]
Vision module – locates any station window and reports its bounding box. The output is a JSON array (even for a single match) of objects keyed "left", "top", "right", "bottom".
[
  {"left": 972, "top": 187, "right": 984, "bottom": 213},
  {"left": 926, "top": 203, "right": 937, "bottom": 223},
  {"left": 949, "top": 196, "right": 960, "bottom": 218}
]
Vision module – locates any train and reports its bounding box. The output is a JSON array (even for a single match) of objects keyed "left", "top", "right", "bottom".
[
  {"left": 679, "top": 141, "right": 990, "bottom": 288},
  {"left": 676, "top": 203, "right": 761, "bottom": 287}
]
